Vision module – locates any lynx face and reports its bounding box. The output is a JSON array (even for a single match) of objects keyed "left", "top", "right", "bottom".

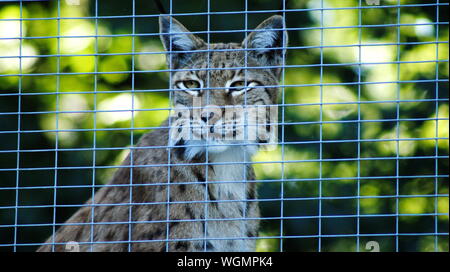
[{"left": 159, "top": 15, "right": 287, "bottom": 159}]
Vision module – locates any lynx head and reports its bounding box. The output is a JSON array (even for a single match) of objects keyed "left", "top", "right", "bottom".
[{"left": 159, "top": 15, "right": 287, "bottom": 160}]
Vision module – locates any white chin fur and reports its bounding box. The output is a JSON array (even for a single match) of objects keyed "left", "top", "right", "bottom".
[{"left": 184, "top": 140, "right": 258, "bottom": 161}]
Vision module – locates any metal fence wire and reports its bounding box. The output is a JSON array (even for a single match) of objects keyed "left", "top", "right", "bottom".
[{"left": 0, "top": 0, "right": 448, "bottom": 252}]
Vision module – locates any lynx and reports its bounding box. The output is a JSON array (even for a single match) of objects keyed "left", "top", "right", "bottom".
[{"left": 37, "top": 15, "right": 287, "bottom": 252}]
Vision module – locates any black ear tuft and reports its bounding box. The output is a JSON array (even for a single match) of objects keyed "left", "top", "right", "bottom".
[
  {"left": 242, "top": 15, "right": 288, "bottom": 77},
  {"left": 159, "top": 16, "right": 205, "bottom": 69}
]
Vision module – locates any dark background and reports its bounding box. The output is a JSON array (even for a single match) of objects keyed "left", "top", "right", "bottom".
[{"left": 0, "top": 0, "right": 448, "bottom": 251}]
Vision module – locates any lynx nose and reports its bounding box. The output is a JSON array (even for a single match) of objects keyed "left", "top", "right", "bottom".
[
  {"left": 201, "top": 111, "right": 215, "bottom": 123},
  {"left": 199, "top": 105, "right": 222, "bottom": 126}
]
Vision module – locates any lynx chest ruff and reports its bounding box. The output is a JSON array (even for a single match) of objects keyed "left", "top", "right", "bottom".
[{"left": 197, "top": 147, "right": 255, "bottom": 251}]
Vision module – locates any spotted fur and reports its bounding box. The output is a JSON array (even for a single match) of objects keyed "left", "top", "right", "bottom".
[{"left": 37, "top": 15, "right": 287, "bottom": 252}]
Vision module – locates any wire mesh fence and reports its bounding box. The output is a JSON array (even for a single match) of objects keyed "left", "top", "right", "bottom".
[{"left": 0, "top": 0, "right": 448, "bottom": 252}]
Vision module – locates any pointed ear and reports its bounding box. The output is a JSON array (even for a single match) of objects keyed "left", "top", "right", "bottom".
[
  {"left": 242, "top": 15, "right": 288, "bottom": 77},
  {"left": 159, "top": 16, "right": 205, "bottom": 69}
]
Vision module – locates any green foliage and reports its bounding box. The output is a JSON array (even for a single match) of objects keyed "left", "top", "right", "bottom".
[{"left": 0, "top": 0, "right": 448, "bottom": 252}]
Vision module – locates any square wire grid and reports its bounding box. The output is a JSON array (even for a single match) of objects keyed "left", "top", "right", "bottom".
[{"left": 0, "top": 0, "right": 448, "bottom": 252}]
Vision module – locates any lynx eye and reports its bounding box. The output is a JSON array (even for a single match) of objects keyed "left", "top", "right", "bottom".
[
  {"left": 228, "top": 80, "right": 258, "bottom": 96},
  {"left": 176, "top": 80, "right": 202, "bottom": 95},
  {"left": 183, "top": 80, "right": 200, "bottom": 89},
  {"left": 230, "top": 81, "right": 245, "bottom": 89}
]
